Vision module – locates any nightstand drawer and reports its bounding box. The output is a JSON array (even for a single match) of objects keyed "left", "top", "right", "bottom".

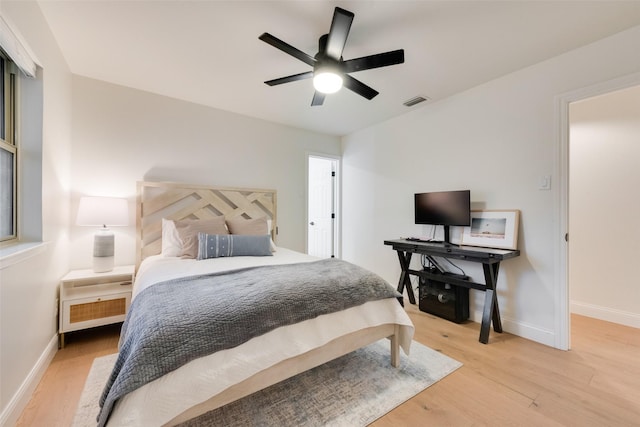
[
  {"left": 69, "top": 295, "right": 126, "bottom": 323},
  {"left": 61, "top": 292, "right": 131, "bottom": 333}
]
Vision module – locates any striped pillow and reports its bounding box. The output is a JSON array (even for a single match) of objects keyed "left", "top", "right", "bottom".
[{"left": 197, "top": 233, "right": 272, "bottom": 260}]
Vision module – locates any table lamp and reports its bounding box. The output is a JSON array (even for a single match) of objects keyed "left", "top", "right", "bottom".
[{"left": 76, "top": 196, "right": 128, "bottom": 272}]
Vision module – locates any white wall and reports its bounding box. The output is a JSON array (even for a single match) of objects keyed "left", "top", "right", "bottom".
[
  {"left": 569, "top": 85, "right": 640, "bottom": 328},
  {"left": 341, "top": 25, "right": 640, "bottom": 347},
  {"left": 0, "top": 2, "right": 72, "bottom": 424},
  {"left": 69, "top": 76, "right": 341, "bottom": 269}
]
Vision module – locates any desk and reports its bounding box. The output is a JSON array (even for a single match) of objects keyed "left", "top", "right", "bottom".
[{"left": 384, "top": 239, "right": 520, "bottom": 344}]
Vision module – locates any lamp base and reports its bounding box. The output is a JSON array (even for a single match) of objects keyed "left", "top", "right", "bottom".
[
  {"left": 93, "top": 256, "right": 114, "bottom": 273},
  {"left": 93, "top": 228, "right": 115, "bottom": 273}
]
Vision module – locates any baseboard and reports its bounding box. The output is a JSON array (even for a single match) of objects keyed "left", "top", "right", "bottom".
[
  {"left": 501, "top": 316, "right": 556, "bottom": 347},
  {"left": 571, "top": 301, "right": 640, "bottom": 329},
  {"left": 0, "top": 334, "right": 58, "bottom": 427},
  {"left": 469, "top": 311, "right": 556, "bottom": 348}
]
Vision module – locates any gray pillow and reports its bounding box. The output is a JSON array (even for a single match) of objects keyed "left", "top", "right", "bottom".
[
  {"left": 197, "top": 233, "right": 273, "bottom": 260},
  {"left": 175, "top": 217, "right": 229, "bottom": 259}
]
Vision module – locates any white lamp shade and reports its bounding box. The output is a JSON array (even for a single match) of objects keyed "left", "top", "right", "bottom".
[{"left": 76, "top": 197, "right": 129, "bottom": 227}]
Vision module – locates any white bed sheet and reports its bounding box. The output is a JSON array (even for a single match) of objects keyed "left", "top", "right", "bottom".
[{"left": 109, "top": 250, "right": 415, "bottom": 426}]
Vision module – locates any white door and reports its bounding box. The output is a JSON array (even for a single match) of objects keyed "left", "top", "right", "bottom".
[{"left": 307, "top": 156, "right": 338, "bottom": 258}]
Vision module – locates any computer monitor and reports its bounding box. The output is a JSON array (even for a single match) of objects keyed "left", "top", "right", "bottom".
[{"left": 414, "top": 190, "right": 471, "bottom": 245}]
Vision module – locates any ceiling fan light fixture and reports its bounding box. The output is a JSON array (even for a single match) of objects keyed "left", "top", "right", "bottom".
[
  {"left": 313, "top": 71, "right": 343, "bottom": 94},
  {"left": 260, "top": 7, "right": 404, "bottom": 105}
]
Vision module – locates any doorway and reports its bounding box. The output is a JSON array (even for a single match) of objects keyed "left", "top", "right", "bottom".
[
  {"left": 568, "top": 85, "right": 640, "bottom": 324},
  {"left": 307, "top": 155, "right": 339, "bottom": 258},
  {"left": 557, "top": 73, "right": 640, "bottom": 350}
]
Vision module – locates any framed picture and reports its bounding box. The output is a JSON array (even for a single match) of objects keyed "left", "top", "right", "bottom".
[{"left": 461, "top": 210, "right": 520, "bottom": 250}]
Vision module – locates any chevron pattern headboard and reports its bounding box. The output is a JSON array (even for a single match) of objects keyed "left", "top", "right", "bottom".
[{"left": 136, "top": 181, "right": 277, "bottom": 270}]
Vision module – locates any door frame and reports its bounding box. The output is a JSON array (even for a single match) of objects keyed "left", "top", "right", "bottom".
[
  {"left": 306, "top": 152, "right": 341, "bottom": 258},
  {"left": 554, "top": 71, "right": 640, "bottom": 350}
]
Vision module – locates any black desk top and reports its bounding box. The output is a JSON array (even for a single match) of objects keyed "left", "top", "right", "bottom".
[{"left": 384, "top": 238, "right": 520, "bottom": 263}]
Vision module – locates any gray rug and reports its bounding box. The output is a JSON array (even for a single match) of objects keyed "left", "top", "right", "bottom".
[{"left": 74, "top": 340, "right": 461, "bottom": 426}]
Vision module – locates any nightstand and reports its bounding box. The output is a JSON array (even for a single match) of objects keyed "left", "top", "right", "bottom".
[{"left": 58, "top": 265, "right": 134, "bottom": 348}]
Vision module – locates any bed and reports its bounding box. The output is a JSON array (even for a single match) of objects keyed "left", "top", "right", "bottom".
[{"left": 98, "top": 181, "right": 415, "bottom": 426}]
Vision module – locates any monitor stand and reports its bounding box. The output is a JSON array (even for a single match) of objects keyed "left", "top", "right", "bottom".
[
  {"left": 443, "top": 225, "right": 460, "bottom": 247},
  {"left": 443, "top": 225, "right": 452, "bottom": 246}
]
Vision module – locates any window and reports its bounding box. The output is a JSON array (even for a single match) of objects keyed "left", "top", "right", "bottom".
[{"left": 0, "top": 51, "right": 17, "bottom": 243}]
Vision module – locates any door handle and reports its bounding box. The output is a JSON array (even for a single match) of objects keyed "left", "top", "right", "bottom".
[{"left": 309, "top": 221, "right": 315, "bottom": 226}]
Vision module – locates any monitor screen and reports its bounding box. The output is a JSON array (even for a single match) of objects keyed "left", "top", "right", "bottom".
[{"left": 414, "top": 190, "right": 471, "bottom": 227}]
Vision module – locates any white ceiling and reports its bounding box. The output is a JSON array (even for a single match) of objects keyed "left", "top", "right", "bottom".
[{"left": 38, "top": 1, "right": 640, "bottom": 136}]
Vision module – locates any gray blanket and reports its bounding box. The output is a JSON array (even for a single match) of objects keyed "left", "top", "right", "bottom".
[{"left": 97, "top": 258, "right": 400, "bottom": 426}]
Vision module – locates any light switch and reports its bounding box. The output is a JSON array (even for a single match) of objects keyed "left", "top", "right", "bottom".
[{"left": 538, "top": 175, "right": 551, "bottom": 190}]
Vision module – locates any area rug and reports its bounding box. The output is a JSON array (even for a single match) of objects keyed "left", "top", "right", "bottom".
[{"left": 73, "top": 340, "right": 461, "bottom": 426}]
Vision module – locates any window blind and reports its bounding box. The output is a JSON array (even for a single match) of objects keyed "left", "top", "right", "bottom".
[{"left": 0, "top": 15, "right": 38, "bottom": 77}]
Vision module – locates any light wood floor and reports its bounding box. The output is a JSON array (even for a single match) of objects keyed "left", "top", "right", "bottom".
[{"left": 17, "top": 309, "right": 640, "bottom": 426}]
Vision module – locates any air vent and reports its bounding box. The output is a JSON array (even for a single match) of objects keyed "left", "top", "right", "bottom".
[{"left": 403, "top": 96, "right": 429, "bottom": 107}]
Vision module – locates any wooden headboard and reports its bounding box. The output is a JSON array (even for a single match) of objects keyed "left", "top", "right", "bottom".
[{"left": 136, "top": 181, "right": 277, "bottom": 270}]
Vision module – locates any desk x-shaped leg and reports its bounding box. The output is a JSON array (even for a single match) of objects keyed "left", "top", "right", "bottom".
[
  {"left": 396, "top": 251, "right": 416, "bottom": 304},
  {"left": 479, "top": 262, "right": 503, "bottom": 344}
]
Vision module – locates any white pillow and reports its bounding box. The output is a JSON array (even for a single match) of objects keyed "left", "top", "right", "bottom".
[
  {"left": 161, "top": 219, "right": 182, "bottom": 257},
  {"left": 267, "top": 219, "right": 277, "bottom": 251}
]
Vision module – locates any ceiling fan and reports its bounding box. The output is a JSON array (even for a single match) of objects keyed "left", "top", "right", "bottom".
[{"left": 259, "top": 7, "right": 405, "bottom": 106}]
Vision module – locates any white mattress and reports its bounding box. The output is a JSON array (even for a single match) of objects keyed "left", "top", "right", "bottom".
[{"left": 108, "top": 249, "right": 415, "bottom": 426}]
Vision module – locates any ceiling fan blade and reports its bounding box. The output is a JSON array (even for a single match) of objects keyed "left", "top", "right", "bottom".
[
  {"left": 343, "top": 75, "right": 379, "bottom": 100},
  {"left": 325, "top": 7, "right": 354, "bottom": 60},
  {"left": 259, "top": 33, "right": 316, "bottom": 67},
  {"left": 265, "top": 71, "right": 314, "bottom": 86},
  {"left": 343, "top": 49, "right": 405, "bottom": 73},
  {"left": 311, "top": 91, "right": 326, "bottom": 106}
]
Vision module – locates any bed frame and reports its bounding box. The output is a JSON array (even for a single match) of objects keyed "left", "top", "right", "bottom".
[{"left": 134, "top": 180, "right": 401, "bottom": 425}]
